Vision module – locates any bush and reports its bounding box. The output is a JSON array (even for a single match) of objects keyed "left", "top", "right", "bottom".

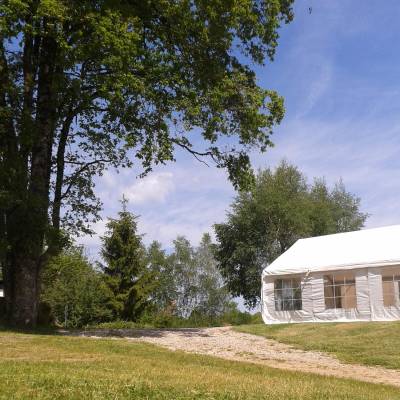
[
  {"left": 41, "top": 248, "right": 114, "bottom": 327},
  {"left": 89, "top": 309, "right": 262, "bottom": 330}
]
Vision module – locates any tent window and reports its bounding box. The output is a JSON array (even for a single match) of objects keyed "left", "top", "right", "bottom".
[
  {"left": 274, "top": 278, "right": 302, "bottom": 311},
  {"left": 324, "top": 274, "right": 356, "bottom": 309},
  {"left": 382, "top": 275, "right": 400, "bottom": 307}
]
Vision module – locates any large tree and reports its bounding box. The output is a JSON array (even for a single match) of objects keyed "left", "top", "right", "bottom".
[
  {"left": 214, "top": 161, "right": 369, "bottom": 307},
  {"left": 0, "top": 0, "right": 294, "bottom": 325}
]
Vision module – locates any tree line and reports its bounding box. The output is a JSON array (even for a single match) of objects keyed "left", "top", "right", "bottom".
[
  {"left": 40, "top": 199, "right": 239, "bottom": 328},
  {"left": 38, "top": 161, "right": 367, "bottom": 327}
]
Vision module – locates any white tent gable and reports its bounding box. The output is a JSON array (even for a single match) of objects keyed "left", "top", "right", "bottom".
[{"left": 264, "top": 225, "right": 400, "bottom": 276}]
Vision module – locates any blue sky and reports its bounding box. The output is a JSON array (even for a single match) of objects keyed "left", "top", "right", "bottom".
[{"left": 79, "top": 1, "right": 400, "bottom": 258}]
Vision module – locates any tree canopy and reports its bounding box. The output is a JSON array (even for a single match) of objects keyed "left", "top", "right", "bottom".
[
  {"left": 0, "top": 0, "right": 294, "bottom": 325},
  {"left": 214, "top": 161, "right": 369, "bottom": 307}
]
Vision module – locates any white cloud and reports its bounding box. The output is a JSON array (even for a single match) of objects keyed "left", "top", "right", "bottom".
[{"left": 123, "top": 172, "right": 175, "bottom": 205}]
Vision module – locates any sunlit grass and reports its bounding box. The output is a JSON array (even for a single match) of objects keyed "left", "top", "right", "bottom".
[
  {"left": 0, "top": 330, "right": 399, "bottom": 399},
  {"left": 234, "top": 321, "right": 400, "bottom": 369}
]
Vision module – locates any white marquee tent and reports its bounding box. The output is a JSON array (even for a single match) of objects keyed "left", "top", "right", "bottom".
[{"left": 261, "top": 225, "right": 400, "bottom": 324}]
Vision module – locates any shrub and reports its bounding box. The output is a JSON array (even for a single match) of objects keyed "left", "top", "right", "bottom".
[{"left": 41, "top": 248, "right": 114, "bottom": 327}]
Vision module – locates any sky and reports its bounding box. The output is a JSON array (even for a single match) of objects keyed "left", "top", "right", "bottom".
[{"left": 78, "top": 1, "right": 400, "bottom": 259}]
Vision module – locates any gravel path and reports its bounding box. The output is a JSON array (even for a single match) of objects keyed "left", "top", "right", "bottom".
[{"left": 73, "top": 326, "right": 400, "bottom": 387}]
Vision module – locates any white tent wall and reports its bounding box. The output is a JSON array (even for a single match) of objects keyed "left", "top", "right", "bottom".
[
  {"left": 261, "top": 265, "right": 400, "bottom": 324},
  {"left": 369, "top": 266, "right": 400, "bottom": 321},
  {"left": 261, "top": 226, "right": 400, "bottom": 324}
]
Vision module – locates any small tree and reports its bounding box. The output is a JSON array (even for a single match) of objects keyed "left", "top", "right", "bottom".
[
  {"left": 100, "top": 199, "right": 155, "bottom": 321},
  {"left": 146, "top": 240, "right": 176, "bottom": 314},
  {"left": 193, "top": 233, "right": 231, "bottom": 318},
  {"left": 169, "top": 236, "right": 199, "bottom": 318},
  {"left": 156, "top": 234, "right": 231, "bottom": 319},
  {"left": 41, "top": 247, "right": 113, "bottom": 327}
]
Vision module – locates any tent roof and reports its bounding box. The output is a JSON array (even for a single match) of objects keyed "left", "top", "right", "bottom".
[{"left": 263, "top": 225, "right": 400, "bottom": 276}]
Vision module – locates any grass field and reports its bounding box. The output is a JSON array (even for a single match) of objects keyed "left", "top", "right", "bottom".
[
  {"left": 0, "top": 330, "right": 399, "bottom": 399},
  {"left": 234, "top": 321, "right": 400, "bottom": 370}
]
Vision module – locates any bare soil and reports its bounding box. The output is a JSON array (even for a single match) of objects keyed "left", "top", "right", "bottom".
[{"left": 72, "top": 326, "right": 400, "bottom": 388}]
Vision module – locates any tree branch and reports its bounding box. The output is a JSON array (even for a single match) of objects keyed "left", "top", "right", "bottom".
[
  {"left": 60, "top": 158, "right": 113, "bottom": 201},
  {"left": 51, "top": 108, "right": 75, "bottom": 230},
  {"left": 171, "top": 138, "right": 216, "bottom": 167}
]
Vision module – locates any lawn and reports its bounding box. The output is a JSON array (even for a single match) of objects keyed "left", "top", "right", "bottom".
[
  {"left": 0, "top": 330, "right": 399, "bottom": 399},
  {"left": 234, "top": 321, "right": 400, "bottom": 370}
]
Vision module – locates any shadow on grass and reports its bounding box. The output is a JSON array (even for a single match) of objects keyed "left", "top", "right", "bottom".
[
  {"left": 0, "top": 321, "right": 60, "bottom": 336},
  {"left": 0, "top": 318, "right": 218, "bottom": 339}
]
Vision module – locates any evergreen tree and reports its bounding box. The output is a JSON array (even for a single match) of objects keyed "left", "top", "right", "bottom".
[{"left": 100, "top": 199, "right": 155, "bottom": 321}]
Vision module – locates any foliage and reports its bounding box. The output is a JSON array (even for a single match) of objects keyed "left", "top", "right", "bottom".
[
  {"left": 234, "top": 321, "right": 400, "bottom": 370},
  {"left": 140, "top": 303, "right": 261, "bottom": 328},
  {"left": 146, "top": 240, "right": 177, "bottom": 313},
  {"left": 100, "top": 200, "right": 156, "bottom": 321},
  {"left": 214, "top": 161, "right": 369, "bottom": 307},
  {"left": 91, "top": 308, "right": 259, "bottom": 329},
  {"left": 0, "top": 0, "right": 294, "bottom": 325},
  {"left": 309, "top": 178, "right": 368, "bottom": 235},
  {"left": 41, "top": 216, "right": 247, "bottom": 328},
  {"left": 193, "top": 233, "right": 233, "bottom": 318},
  {"left": 40, "top": 247, "right": 113, "bottom": 327},
  {"left": 148, "top": 234, "right": 232, "bottom": 319},
  {"left": 168, "top": 236, "right": 199, "bottom": 318},
  {"left": 0, "top": 331, "right": 398, "bottom": 399}
]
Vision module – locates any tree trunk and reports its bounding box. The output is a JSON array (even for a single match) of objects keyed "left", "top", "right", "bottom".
[
  {"left": 5, "top": 255, "right": 40, "bottom": 327},
  {"left": 2, "top": 28, "right": 58, "bottom": 327},
  {"left": 3, "top": 205, "right": 44, "bottom": 327}
]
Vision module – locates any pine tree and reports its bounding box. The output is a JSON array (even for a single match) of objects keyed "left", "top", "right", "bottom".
[{"left": 100, "top": 198, "right": 155, "bottom": 320}]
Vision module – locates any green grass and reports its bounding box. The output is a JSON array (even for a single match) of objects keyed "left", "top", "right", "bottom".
[
  {"left": 0, "top": 330, "right": 399, "bottom": 399},
  {"left": 234, "top": 321, "right": 400, "bottom": 370}
]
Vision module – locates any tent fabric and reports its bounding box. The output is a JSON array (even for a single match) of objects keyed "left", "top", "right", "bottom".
[
  {"left": 261, "top": 226, "right": 400, "bottom": 324},
  {"left": 263, "top": 225, "right": 400, "bottom": 276}
]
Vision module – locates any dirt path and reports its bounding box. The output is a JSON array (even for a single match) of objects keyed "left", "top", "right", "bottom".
[{"left": 74, "top": 326, "right": 400, "bottom": 387}]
